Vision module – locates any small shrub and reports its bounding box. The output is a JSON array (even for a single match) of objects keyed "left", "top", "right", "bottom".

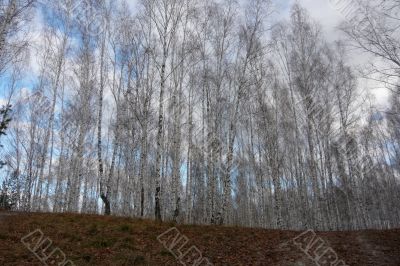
[
  {"left": 134, "top": 255, "right": 146, "bottom": 264},
  {"left": 82, "top": 254, "right": 92, "bottom": 262},
  {"left": 88, "top": 224, "right": 99, "bottom": 235},
  {"left": 118, "top": 224, "right": 131, "bottom": 232},
  {"left": 159, "top": 250, "right": 174, "bottom": 257},
  {"left": 89, "top": 237, "right": 116, "bottom": 248}
]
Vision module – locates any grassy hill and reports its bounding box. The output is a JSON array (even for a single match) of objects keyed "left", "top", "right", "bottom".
[{"left": 0, "top": 212, "right": 399, "bottom": 265}]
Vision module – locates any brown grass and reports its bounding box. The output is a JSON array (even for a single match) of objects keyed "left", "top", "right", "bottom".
[{"left": 0, "top": 211, "right": 399, "bottom": 265}]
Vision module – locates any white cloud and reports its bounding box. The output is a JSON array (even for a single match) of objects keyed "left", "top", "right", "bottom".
[
  {"left": 23, "top": 0, "right": 394, "bottom": 110},
  {"left": 273, "top": 0, "right": 391, "bottom": 108}
]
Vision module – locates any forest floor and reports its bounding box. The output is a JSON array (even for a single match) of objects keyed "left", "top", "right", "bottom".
[{"left": 0, "top": 211, "right": 399, "bottom": 266}]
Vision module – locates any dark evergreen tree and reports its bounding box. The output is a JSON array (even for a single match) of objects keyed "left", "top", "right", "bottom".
[{"left": 0, "top": 104, "right": 12, "bottom": 168}]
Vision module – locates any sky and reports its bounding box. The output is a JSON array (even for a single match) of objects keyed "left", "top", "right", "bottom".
[
  {"left": 0, "top": 0, "right": 391, "bottom": 109},
  {"left": 0, "top": 0, "right": 392, "bottom": 187},
  {"left": 111, "top": 0, "right": 392, "bottom": 108},
  {"left": 280, "top": 0, "right": 390, "bottom": 108}
]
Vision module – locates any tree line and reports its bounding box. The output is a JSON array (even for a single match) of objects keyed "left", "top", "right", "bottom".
[{"left": 0, "top": 0, "right": 399, "bottom": 230}]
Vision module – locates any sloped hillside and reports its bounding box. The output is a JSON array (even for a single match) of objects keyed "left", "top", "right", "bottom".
[{"left": 0, "top": 212, "right": 399, "bottom": 265}]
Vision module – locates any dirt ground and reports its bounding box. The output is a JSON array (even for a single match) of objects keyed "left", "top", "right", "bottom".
[{"left": 0, "top": 211, "right": 399, "bottom": 265}]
